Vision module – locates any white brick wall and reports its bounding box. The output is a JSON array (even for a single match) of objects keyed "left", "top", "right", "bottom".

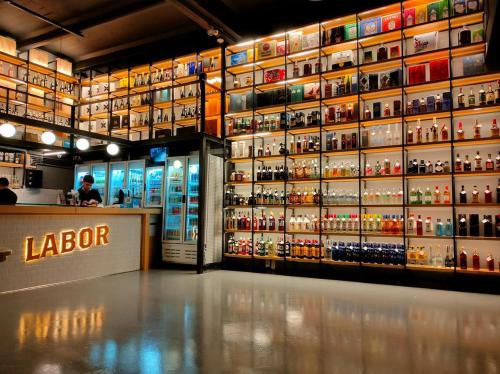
[{"left": 0, "top": 215, "right": 141, "bottom": 293}]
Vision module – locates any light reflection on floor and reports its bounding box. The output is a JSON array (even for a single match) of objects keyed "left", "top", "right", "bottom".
[{"left": 1, "top": 270, "right": 499, "bottom": 373}]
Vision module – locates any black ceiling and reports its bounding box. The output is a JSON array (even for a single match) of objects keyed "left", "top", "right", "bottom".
[{"left": 0, "top": 0, "right": 498, "bottom": 70}]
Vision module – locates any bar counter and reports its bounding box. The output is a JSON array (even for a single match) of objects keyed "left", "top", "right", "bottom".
[{"left": 0, "top": 206, "right": 161, "bottom": 293}]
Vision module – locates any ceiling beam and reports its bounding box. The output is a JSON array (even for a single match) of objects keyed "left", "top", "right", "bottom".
[
  {"left": 168, "top": 0, "right": 241, "bottom": 43},
  {"left": 17, "top": 0, "right": 165, "bottom": 50}
]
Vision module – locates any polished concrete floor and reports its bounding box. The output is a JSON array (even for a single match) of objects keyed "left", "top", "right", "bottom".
[{"left": 1, "top": 270, "right": 500, "bottom": 374}]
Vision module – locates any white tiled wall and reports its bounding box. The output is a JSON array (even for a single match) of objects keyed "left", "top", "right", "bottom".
[{"left": 0, "top": 215, "right": 141, "bottom": 293}]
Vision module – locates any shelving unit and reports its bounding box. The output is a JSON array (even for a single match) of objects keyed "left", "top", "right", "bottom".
[
  {"left": 222, "top": 1, "right": 500, "bottom": 275},
  {"left": 77, "top": 48, "right": 223, "bottom": 142}
]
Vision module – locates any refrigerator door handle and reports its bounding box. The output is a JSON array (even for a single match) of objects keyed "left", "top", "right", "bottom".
[{"left": 182, "top": 194, "right": 186, "bottom": 204}]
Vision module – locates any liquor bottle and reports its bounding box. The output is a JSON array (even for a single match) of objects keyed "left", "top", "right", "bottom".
[
  {"left": 479, "top": 85, "right": 486, "bottom": 105},
  {"left": 468, "top": 88, "right": 476, "bottom": 107},
  {"left": 497, "top": 179, "right": 500, "bottom": 203},
  {"left": 484, "top": 185, "right": 492, "bottom": 203},
  {"left": 497, "top": 152, "right": 500, "bottom": 169},
  {"left": 496, "top": 80, "right": 500, "bottom": 104},
  {"left": 455, "top": 153, "right": 462, "bottom": 172},
  {"left": 483, "top": 215, "right": 493, "bottom": 236},
  {"left": 434, "top": 186, "right": 441, "bottom": 204},
  {"left": 314, "top": 59, "right": 322, "bottom": 74},
  {"left": 416, "top": 215, "right": 423, "bottom": 236},
  {"left": 424, "top": 187, "right": 432, "bottom": 205},
  {"left": 486, "top": 154, "right": 494, "bottom": 171},
  {"left": 445, "top": 219, "right": 453, "bottom": 236},
  {"left": 441, "top": 123, "right": 448, "bottom": 141},
  {"left": 459, "top": 248, "right": 467, "bottom": 269},
  {"left": 303, "top": 59, "right": 312, "bottom": 76},
  {"left": 463, "top": 155, "right": 472, "bottom": 172},
  {"left": 487, "top": 84, "right": 495, "bottom": 105},
  {"left": 473, "top": 119, "right": 482, "bottom": 139},
  {"left": 490, "top": 118, "right": 499, "bottom": 137},
  {"left": 436, "top": 94, "right": 442, "bottom": 111},
  {"left": 444, "top": 245, "right": 454, "bottom": 268},
  {"left": 472, "top": 185, "right": 480, "bottom": 203},
  {"left": 416, "top": 120, "right": 422, "bottom": 143},
  {"left": 365, "top": 104, "right": 371, "bottom": 120},
  {"left": 443, "top": 186, "right": 450, "bottom": 204},
  {"left": 487, "top": 254, "right": 494, "bottom": 271},
  {"left": 459, "top": 185, "right": 467, "bottom": 203},
  {"left": 472, "top": 249, "right": 480, "bottom": 270},
  {"left": 458, "top": 25, "right": 472, "bottom": 46},
  {"left": 407, "top": 123, "right": 413, "bottom": 143},
  {"left": 457, "top": 88, "right": 465, "bottom": 108},
  {"left": 431, "top": 117, "right": 439, "bottom": 142},
  {"left": 474, "top": 151, "right": 482, "bottom": 171},
  {"left": 383, "top": 103, "right": 391, "bottom": 117},
  {"left": 293, "top": 62, "right": 300, "bottom": 78},
  {"left": 458, "top": 214, "right": 468, "bottom": 236},
  {"left": 456, "top": 121, "right": 464, "bottom": 140}
]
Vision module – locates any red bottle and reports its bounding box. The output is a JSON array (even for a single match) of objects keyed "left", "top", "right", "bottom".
[
  {"left": 487, "top": 254, "right": 494, "bottom": 271},
  {"left": 459, "top": 248, "right": 467, "bottom": 269},
  {"left": 416, "top": 215, "right": 423, "bottom": 236},
  {"left": 472, "top": 249, "right": 480, "bottom": 270}
]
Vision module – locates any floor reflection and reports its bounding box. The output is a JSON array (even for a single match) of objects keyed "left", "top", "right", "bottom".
[{"left": 1, "top": 270, "right": 499, "bottom": 373}]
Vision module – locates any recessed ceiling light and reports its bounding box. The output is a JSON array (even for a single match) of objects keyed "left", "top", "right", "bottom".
[{"left": 0, "top": 123, "right": 16, "bottom": 138}]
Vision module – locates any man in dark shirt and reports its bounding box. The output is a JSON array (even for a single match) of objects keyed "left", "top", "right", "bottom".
[
  {"left": 78, "top": 174, "right": 102, "bottom": 207},
  {"left": 0, "top": 177, "right": 17, "bottom": 205}
]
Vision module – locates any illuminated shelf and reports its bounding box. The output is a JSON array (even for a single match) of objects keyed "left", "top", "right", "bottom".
[
  {"left": 288, "top": 99, "right": 320, "bottom": 111},
  {"left": 175, "top": 118, "right": 198, "bottom": 127},
  {"left": 227, "top": 157, "right": 253, "bottom": 164},
  {"left": 359, "top": 58, "right": 402, "bottom": 74},
  {"left": 323, "top": 176, "right": 358, "bottom": 182},
  {"left": 360, "top": 87, "right": 402, "bottom": 100},
  {"left": 455, "top": 203, "right": 500, "bottom": 207},
  {"left": 286, "top": 257, "right": 320, "bottom": 264},
  {"left": 361, "top": 232, "right": 403, "bottom": 238},
  {"left": 452, "top": 104, "right": 500, "bottom": 117},
  {"left": 226, "top": 62, "right": 255, "bottom": 75},
  {"left": 406, "top": 264, "right": 453, "bottom": 273},
  {"left": 286, "top": 230, "right": 321, "bottom": 235},
  {"left": 287, "top": 179, "right": 321, "bottom": 184},
  {"left": 254, "top": 255, "right": 284, "bottom": 261},
  {"left": 0, "top": 162, "right": 23, "bottom": 168},
  {"left": 226, "top": 181, "right": 252, "bottom": 186},
  {"left": 322, "top": 259, "right": 359, "bottom": 266},
  {"left": 224, "top": 253, "right": 252, "bottom": 259},
  {"left": 405, "top": 173, "right": 452, "bottom": 179},
  {"left": 323, "top": 204, "right": 360, "bottom": 207},
  {"left": 254, "top": 104, "right": 286, "bottom": 115},
  {"left": 323, "top": 231, "right": 359, "bottom": 236},
  {"left": 404, "top": 111, "right": 451, "bottom": 122},
  {"left": 174, "top": 96, "right": 198, "bottom": 105},
  {"left": 457, "top": 268, "right": 500, "bottom": 276},
  {"left": 358, "top": 30, "right": 401, "bottom": 48},
  {"left": 452, "top": 73, "right": 500, "bottom": 87},
  {"left": 226, "top": 130, "right": 285, "bottom": 141},
  {"left": 287, "top": 47, "right": 321, "bottom": 62},
  {"left": 361, "top": 116, "right": 402, "bottom": 127},
  {"left": 323, "top": 150, "right": 358, "bottom": 157},
  {"left": 404, "top": 141, "right": 451, "bottom": 151},
  {"left": 322, "top": 67, "right": 357, "bottom": 81},
  {"left": 361, "top": 145, "right": 403, "bottom": 154},
  {"left": 321, "top": 40, "right": 357, "bottom": 55},
  {"left": 286, "top": 204, "right": 320, "bottom": 208},
  {"left": 403, "top": 48, "right": 449, "bottom": 66},
  {"left": 361, "top": 175, "right": 403, "bottom": 181},
  {"left": 323, "top": 122, "right": 359, "bottom": 131},
  {"left": 407, "top": 204, "right": 452, "bottom": 208},
  {"left": 450, "top": 11, "right": 484, "bottom": 28},
  {"left": 288, "top": 152, "right": 321, "bottom": 159},
  {"left": 226, "top": 85, "right": 254, "bottom": 95},
  {"left": 287, "top": 125, "right": 321, "bottom": 135},
  {"left": 454, "top": 171, "right": 500, "bottom": 178},
  {"left": 455, "top": 236, "right": 500, "bottom": 241},
  {"left": 406, "top": 234, "right": 453, "bottom": 239},
  {"left": 255, "top": 155, "right": 285, "bottom": 162},
  {"left": 0, "top": 73, "right": 26, "bottom": 86},
  {"left": 403, "top": 19, "right": 449, "bottom": 38},
  {"left": 453, "top": 137, "right": 500, "bottom": 147},
  {"left": 361, "top": 204, "right": 403, "bottom": 208},
  {"left": 404, "top": 80, "right": 450, "bottom": 95},
  {"left": 322, "top": 94, "right": 357, "bottom": 106},
  {"left": 361, "top": 263, "right": 404, "bottom": 269}
]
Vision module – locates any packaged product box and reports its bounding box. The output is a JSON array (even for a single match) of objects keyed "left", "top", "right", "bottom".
[
  {"left": 302, "top": 32, "right": 319, "bottom": 50},
  {"left": 426, "top": 96, "right": 436, "bottom": 112},
  {"left": 462, "top": 54, "right": 485, "bottom": 76},
  {"left": 245, "top": 92, "right": 254, "bottom": 109},
  {"left": 344, "top": 23, "right": 357, "bottom": 40},
  {"left": 415, "top": 5, "right": 427, "bottom": 24},
  {"left": 257, "top": 41, "right": 276, "bottom": 59},
  {"left": 390, "top": 69, "right": 402, "bottom": 86},
  {"left": 373, "top": 102, "right": 381, "bottom": 118},
  {"left": 429, "top": 58, "right": 449, "bottom": 81},
  {"left": 364, "top": 50, "right": 373, "bottom": 63},
  {"left": 110, "top": 116, "right": 121, "bottom": 129},
  {"left": 256, "top": 91, "right": 271, "bottom": 107},
  {"left": 360, "top": 17, "right": 381, "bottom": 37},
  {"left": 351, "top": 75, "right": 358, "bottom": 93},
  {"left": 187, "top": 61, "right": 196, "bottom": 75},
  {"left": 229, "top": 94, "right": 243, "bottom": 112},
  {"left": 403, "top": 8, "right": 416, "bottom": 27},
  {"left": 0, "top": 35, "right": 16, "bottom": 56},
  {"left": 472, "top": 28, "right": 484, "bottom": 42},
  {"left": 379, "top": 72, "right": 391, "bottom": 89},
  {"left": 381, "top": 13, "right": 401, "bottom": 32},
  {"left": 328, "top": 26, "right": 344, "bottom": 44},
  {"left": 414, "top": 31, "right": 438, "bottom": 53},
  {"left": 324, "top": 83, "right": 333, "bottom": 98},
  {"left": 304, "top": 83, "right": 320, "bottom": 100},
  {"left": 264, "top": 68, "right": 286, "bottom": 83},
  {"left": 369, "top": 73, "right": 379, "bottom": 91},
  {"left": 291, "top": 85, "right": 304, "bottom": 103},
  {"left": 390, "top": 45, "right": 400, "bottom": 58},
  {"left": 331, "top": 50, "right": 354, "bottom": 69},
  {"left": 408, "top": 64, "right": 426, "bottom": 85},
  {"left": 273, "top": 88, "right": 287, "bottom": 105},
  {"left": 288, "top": 33, "right": 302, "bottom": 53},
  {"left": 122, "top": 115, "right": 130, "bottom": 128},
  {"left": 442, "top": 91, "right": 451, "bottom": 110},
  {"left": 359, "top": 74, "right": 369, "bottom": 92},
  {"left": 427, "top": 2, "right": 441, "bottom": 22},
  {"left": 394, "top": 100, "right": 401, "bottom": 116},
  {"left": 276, "top": 40, "right": 286, "bottom": 56},
  {"left": 453, "top": 0, "right": 466, "bottom": 15}
]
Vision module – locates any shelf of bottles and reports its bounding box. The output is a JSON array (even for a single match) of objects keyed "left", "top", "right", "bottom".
[
  {"left": 222, "top": 0, "right": 500, "bottom": 274},
  {"left": 0, "top": 49, "right": 77, "bottom": 128},
  {"left": 77, "top": 48, "right": 222, "bottom": 141}
]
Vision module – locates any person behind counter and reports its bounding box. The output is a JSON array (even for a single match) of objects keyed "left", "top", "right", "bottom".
[
  {"left": 78, "top": 174, "right": 102, "bottom": 207},
  {"left": 0, "top": 177, "right": 17, "bottom": 205}
]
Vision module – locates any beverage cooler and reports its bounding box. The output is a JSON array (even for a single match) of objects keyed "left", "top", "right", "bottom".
[
  {"left": 108, "top": 161, "right": 126, "bottom": 204},
  {"left": 74, "top": 164, "right": 90, "bottom": 190},
  {"left": 91, "top": 163, "right": 108, "bottom": 205},
  {"left": 145, "top": 166, "right": 164, "bottom": 208},
  {"left": 128, "top": 160, "right": 145, "bottom": 207},
  {"left": 162, "top": 156, "right": 200, "bottom": 264}
]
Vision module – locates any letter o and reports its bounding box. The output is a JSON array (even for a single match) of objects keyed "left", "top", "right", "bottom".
[{"left": 79, "top": 228, "right": 93, "bottom": 249}]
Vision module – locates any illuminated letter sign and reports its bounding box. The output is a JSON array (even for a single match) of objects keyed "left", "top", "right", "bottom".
[{"left": 25, "top": 225, "right": 110, "bottom": 262}]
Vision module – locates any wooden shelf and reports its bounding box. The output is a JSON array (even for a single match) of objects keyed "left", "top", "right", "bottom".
[
  {"left": 358, "top": 30, "right": 401, "bottom": 48},
  {"left": 359, "top": 58, "right": 402, "bottom": 74},
  {"left": 455, "top": 203, "right": 500, "bottom": 207},
  {"left": 255, "top": 155, "right": 285, "bottom": 162},
  {"left": 323, "top": 176, "right": 358, "bottom": 182},
  {"left": 361, "top": 175, "right": 402, "bottom": 181},
  {"left": 323, "top": 150, "right": 358, "bottom": 157},
  {"left": 0, "top": 162, "right": 23, "bottom": 168},
  {"left": 254, "top": 255, "right": 284, "bottom": 261},
  {"left": 361, "top": 145, "right": 403, "bottom": 154},
  {"left": 404, "top": 141, "right": 451, "bottom": 151},
  {"left": 224, "top": 253, "right": 252, "bottom": 259},
  {"left": 322, "top": 67, "right": 357, "bottom": 81},
  {"left": 361, "top": 116, "right": 402, "bottom": 127},
  {"left": 455, "top": 171, "right": 500, "bottom": 178},
  {"left": 452, "top": 73, "right": 500, "bottom": 88},
  {"left": 322, "top": 259, "right": 359, "bottom": 266},
  {"left": 287, "top": 99, "right": 320, "bottom": 111},
  {"left": 254, "top": 104, "right": 286, "bottom": 115},
  {"left": 226, "top": 130, "right": 284, "bottom": 141},
  {"left": 323, "top": 231, "right": 359, "bottom": 236},
  {"left": 286, "top": 257, "right": 320, "bottom": 264},
  {"left": 453, "top": 137, "right": 500, "bottom": 147},
  {"left": 457, "top": 268, "right": 500, "bottom": 276},
  {"left": 407, "top": 234, "right": 453, "bottom": 239},
  {"left": 287, "top": 125, "right": 321, "bottom": 135},
  {"left": 405, "top": 173, "right": 452, "bottom": 179},
  {"left": 450, "top": 11, "right": 484, "bottom": 28},
  {"left": 404, "top": 111, "right": 451, "bottom": 122},
  {"left": 406, "top": 264, "right": 453, "bottom": 273},
  {"left": 361, "top": 262, "right": 404, "bottom": 269},
  {"left": 404, "top": 48, "right": 449, "bottom": 66},
  {"left": 322, "top": 94, "right": 357, "bottom": 106},
  {"left": 403, "top": 19, "right": 449, "bottom": 38},
  {"left": 452, "top": 104, "right": 500, "bottom": 117},
  {"left": 404, "top": 80, "right": 450, "bottom": 95},
  {"left": 360, "top": 87, "right": 402, "bottom": 100},
  {"left": 323, "top": 122, "right": 359, "bottom": 131},
  {"left": 288, "top": 152, "right": 321, "bottom": 159},
  {"left": 455, "top": 236, "right": 500, "bottom": 241}
]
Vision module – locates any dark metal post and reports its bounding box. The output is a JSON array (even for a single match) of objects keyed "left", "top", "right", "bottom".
[{"left": 197, "top": 135, "right": 208, "bottom": 274}]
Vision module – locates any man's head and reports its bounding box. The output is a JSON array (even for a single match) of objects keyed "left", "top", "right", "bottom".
[
  {"left": 82, "top": 175, "right": 94, "bottom": 191},
  {"left": 0, "top": 177, "right": 9, "bottom": 190}
]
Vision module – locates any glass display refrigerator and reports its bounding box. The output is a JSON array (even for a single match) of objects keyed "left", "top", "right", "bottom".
[
  {"left": 91, "top": 163, "right": 108, "bottom": 205},
  {"left": 74, "top": 164, "right": 90, "bottom": 190},
  {"left": 162, "top": 155, "right": 200, "bottom": 264},
  {"left": 127, "top": 160, "right": 145, "bottom": 208},
  {"left": 145, "top": 166, "right": 164, "bottom": 208},
  {"left": 108, "top": 161, "right": 126, "bottom": 205}
]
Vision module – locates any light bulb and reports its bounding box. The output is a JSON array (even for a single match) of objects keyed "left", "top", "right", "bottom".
[
  {"left": 41, "top": 131, "right": 56, "bottom": 145},
  {"left": 173, "top": 160, "right": 182, "bottom": 169},
  {"left": 106, "top": 143, "right": 119, "bottom": 156},
  {"left": 0, "top": 123, "right": 16, "bottom": 138},
  {"left": 76, "top": 138, "right": 90, "bottom": 151}
]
